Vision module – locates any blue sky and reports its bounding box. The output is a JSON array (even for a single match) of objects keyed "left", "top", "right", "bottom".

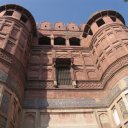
[{"left": 0, "top": 0, "right": 128, "bottom": 25}]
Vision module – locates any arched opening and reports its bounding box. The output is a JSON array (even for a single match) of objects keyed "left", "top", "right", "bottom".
[
  {"left": 88, "top": 28, "right": 93, "bottom": 35},
  {"left": 20, "top": 14, "right": 28, "bottom": 23},
  {"left": 96, "top": 18, "right": 105, "bottom": 27},
  {"left": 69, "top": 37, "right": 80, "bottom": 46},
  {"left": 4, "top": 10, "right": 13, "bottom": 16},
  {"left": 110, "top": 16, "right": 116, "bottom": 22},
  {"left": 38, "top": 36, "right": 51, "bottom": 45},
  {"left": 54, "top": 37, "right": 66, "bottom": 45}
]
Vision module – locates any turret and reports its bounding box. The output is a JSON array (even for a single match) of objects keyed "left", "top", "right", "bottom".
[
  {"left": 0, "top": 4, "right": 36, "bottom": 128},
  {"left": 0, "top": 4, "right": 36, "bottom": 66},
  {"left": 83, "top": 10, "right": 128, "bottom": 75}
]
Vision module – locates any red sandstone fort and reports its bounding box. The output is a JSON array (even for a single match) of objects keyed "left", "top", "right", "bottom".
[{"left": 0, "top": 4, "right": 128, "bottom": 128}]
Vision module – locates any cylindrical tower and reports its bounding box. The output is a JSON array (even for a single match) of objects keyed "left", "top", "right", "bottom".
[
  {"left": 83, "top": 10, "right": 128, "bottom": 76},
  {"left": 0, "top": 4, "right": 36, "bottom": 128}
]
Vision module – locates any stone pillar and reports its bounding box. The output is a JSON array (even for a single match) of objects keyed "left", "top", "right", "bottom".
[
  {"left": 71, "top": 58, "right": 77, "bottom": 88},
  {"left": 51, "top": 35, "right": 54, "bottom": 45},
  {"left": 53, "top": 58, "right": 57, "bottom": 87},
  {"left": 66, "top": 37, "right": 70, "bottom": 46}
]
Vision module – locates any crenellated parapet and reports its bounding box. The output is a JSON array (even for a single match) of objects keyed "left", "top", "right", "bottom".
[{"left": 39, "top": 21, "right": 85, "bottom": 31}]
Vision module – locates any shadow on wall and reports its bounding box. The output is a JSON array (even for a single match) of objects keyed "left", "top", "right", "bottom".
[
  {"left": 22, "top": 32, "right": 53, "bottom": 128},
  {"left": 23, "top": 112, "right": 50, "bottom": 128}
]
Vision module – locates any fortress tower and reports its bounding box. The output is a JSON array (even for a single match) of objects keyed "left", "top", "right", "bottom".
[
  {"left": 0, "top": 4, "right": 128, "bottom": 128},
  {"left": 0, "top": 4, "right": 36, "bottom": 128}
]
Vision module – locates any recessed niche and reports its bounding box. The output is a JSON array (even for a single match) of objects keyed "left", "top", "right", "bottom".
[
  {"left": 39, "top": 36, "right": 51, "bottom": 45},
  {"left": 69, "top": 37, "right": 80, "bottom": 46},
  {"left": 54, "top": 37, "right": 66, "bottom": 45}
]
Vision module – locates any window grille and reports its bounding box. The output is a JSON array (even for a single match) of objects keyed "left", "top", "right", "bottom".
[{"left": 56, "top": 59, "right": 72, "bottom": 85}]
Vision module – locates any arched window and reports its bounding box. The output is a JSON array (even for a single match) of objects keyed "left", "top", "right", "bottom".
[
  {"left": 54, "top": 37, "right": 66, "bottom": 45},
  {"left": 69, "top": 37, "right": 80, "bottom": 46},
  {"left": 38, "top": 36, "right": 51, "bottom": 45}
]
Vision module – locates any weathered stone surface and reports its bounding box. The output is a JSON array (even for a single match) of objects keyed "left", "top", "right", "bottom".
[{"left": 0, "top": 4, "right": 128, "bottom": 128}]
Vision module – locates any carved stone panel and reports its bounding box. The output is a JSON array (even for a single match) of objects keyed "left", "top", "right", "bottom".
[
  {"left": 118, "top": 98, "right": 128, "bottom": 120},
  {"left": 99, "top": 36, "right": 109, "bottom": 51},
  {"left": 56, "top": 54, "right": 68, "bottom": 58},
  {"left": 11, "top": 99, "right": 17, "bottom": 123},
  {"left": 42, "top": 54, "right": 52, "bottom": 65},
  {"left": 87, "top": 70, "right": 97, "bottom": 79},
  {"left": 75, "top": 70, "right": 85, "bottom": 80},
  {"left": 84, "top": 56, "right": 94, "bottom": 66},
  {"left": 23, "top": 114, "right": 35, "bottom": 128},
  {"left": 72, "top": 55, "right": 84, "bottom": 65},
  {"left": 5, "top": 40, "right": 15, "bottom": 53},
  {"left": 122, "top": 39, "right": 128, "bottom": 50},
  {"left": 19, "top": 32, "right": 27, "bottom": 50},
  {"left": 99, "top": 113, "right": 111, "bottom": 128},
  {"left": 113, "top": 26, "right": 124, "bottom": 38},
  {"left": 1, "top": 24, "right": 11, "bottom": 34},
  {"left": 40, "top": 112, "right": 98, "bottom": 128},
  {"left": 11, "top": 28, "right": 19, "bottom": 39},
  {"left": 27, "top": 70, "right": 39, "bottom": 79},
  {"left": 0, "top": 115, "right": 7, "bottom": 128},
  {"left": 107, "top": 31, "right": 115, "bottom": 42},
  {"left": 30, "top": 55, "right": 40, "bottom": 64},
  {"left": 42, "top": 69, "right": 53, "bottom": 80},
  {"left": 0, "top": 37, "right": 4, "bottom": 48},
  {"left": 0, "top": 91, "right": 11, "bottom": 114}
]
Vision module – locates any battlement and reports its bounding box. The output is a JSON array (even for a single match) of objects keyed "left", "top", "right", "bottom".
[
  {"left": 0, "top": 4, "right": 37, "bottom": 35},
  {"left": 37, "top": 21, "right": 86, "bottom": 31}
]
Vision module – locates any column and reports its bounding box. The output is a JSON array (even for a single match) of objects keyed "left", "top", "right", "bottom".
[
  {"left": 71, "top": 58, "right": 77, "bottom": 88},
  {"left": 66, "top": 37, "right": 70, "bottom": 46},
  {"left": 50, "top": 35, "right": 54, "bottom": 46},
  {"left": 53, "top": 58, "right": 57, "bottom": 87}
]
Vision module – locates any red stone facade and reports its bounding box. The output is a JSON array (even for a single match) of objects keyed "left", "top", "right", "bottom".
[{"left": 0, "top": 4, "right": 128, "bottom": 128}]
